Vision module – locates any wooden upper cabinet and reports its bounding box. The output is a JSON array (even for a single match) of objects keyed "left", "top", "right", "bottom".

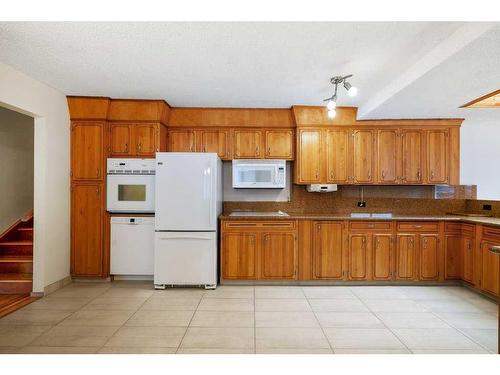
[
  {"left": 71, "top": 183, "right": 103, "bottom": 276},
  {"left": 419, "top": 234, "right": 439, "bottom": 280},
  {"left": 351, "top": 129, "right": 375, "bottom": 183},
  {"left": 199, "top": 130, "right": 230, "bottom": 159},
  {"left": 71, "top": 121, "right": 104, "bottom": 181},
  {"left": 395, "top": 234, "right": 417, "bottom": 280},
  {"left": 326, "top": 129, "right": 350, "bottom": 184},
  {"left": 109, "top": 123, "right": 131, "bottom": 156},
  {"left": 222, "top": 232, "right": 257, "bottom": 280},
  {"left": 296, "top": 129, "right": 322, "bottom": 183},
  {"left": 480, "top": 240, "right": 500, "bottom": 296},
  {"left": 265, "top": 130, "right": 294, "bottom": 159},
  {"left": 348, "top": 234, "right": 369, "bottom": 280},
  {"left": 135, "top": 123, "right": 158, "bottom": 156},
  {"left": 372, "top": 234, "right": 393, "bottom": 280},
  {"left": 168, "top": 130, "right": 195, "bottom": 152},
  {"left": 401, "top": 130, "right": 423, "bottom": 184},
  {"left": 427, "top": 129, "right": 448, "bottom": 184},
  {"left": 376, "top": 129, "right": 399, "bottom": 184},
  {"left": 261, "top": 232, "right": 297, "bottom": 279},
  {"left": 312, "top": 221, "right": 343, "bottom": 279},
  {"left": 233, "top": 130, "right": 263, "bottom": 159}
]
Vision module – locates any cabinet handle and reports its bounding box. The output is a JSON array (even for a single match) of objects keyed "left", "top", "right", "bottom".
[
  {"left": 96, "top": 168, "right": 100, "bottom": 177},
  {"left": 125, "top": 143, "right": 128, "bottom": 152},
  {"left": 268, "top": 147, "right": 271, "bottom": 155},
  {"left": 490, "top": 246, "right": 500, "bottom": 255},
  {"left": 330, "top": 172, "right": 334, "bottom": 180},
  {"left": 255, "top": 146, "right": 259, "bottom": 155},
  {"left": 417, "top": 169, "right": 421, "bottom": 180},
  {"left": 368, "top": 172, "right": 371, "bottom": 180},
  {"left": 316, "top": 171, "right": 319, "bottom": 179},
  {"left": 381, "top": 170, "right": 386, "bottom": 179},
  {"left": 414, "top": 225, "right": 422, "bottom": 228},
  {"left": 203, "top": 147, "right": 206, "bottom": 152},
  {"left": 430, "top": 171, "right": 434, "bottom": 179},
  {"left": 137, "top": 143, "right": 142, "bottom": 152}
]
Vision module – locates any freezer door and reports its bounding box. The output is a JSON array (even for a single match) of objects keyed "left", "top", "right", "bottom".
[
  {"left": 154, "top": 231, "right": 217, "bottom": 286},
  {"left": 155, "top": 153, "right": 219, "bottom": 231}
]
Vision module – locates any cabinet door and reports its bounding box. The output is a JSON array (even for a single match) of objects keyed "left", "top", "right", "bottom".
[
  {"left": 401, "top": 130, "right": 423, "bottom": 183},
  {"left": 233, "top": 130, "right": 262, "bottom": 158},
  {"left": 265, "top": 130, "right": 293, "bottom": 159},
  {"left": 395, "top": 234, "right": 417, "bottom": 280},
  {"left": 199, "top": 130, "right": 229, "bottom": 159},
  {"left": 312, "top": 222, "right": 343, "bottom": 279},
  {"left": 462, "top": 237, "right": 474, "bottom": 283},
  {"left": 168, "top": 130, "right": 195, "bottom": 152},
  {"left": 297, "top": 129, "right": 322, "bottom": 183},
  {"left": 352, "top": 129, "right": 374, "bottom": 183},
  {"left": 261, "top": 232, "right": 297, "bottom": 279},
  {"left": 377, "top": 130, "right": 399, "bottom": 184},
  {"left": 427, "top": 130, "right": 448, "bottom": 183},
  {"left": 348, "top": 234, "right": 369, "bottom": 280},
  {"left": 71, "top": 184, "right": 103, "bottom": 276},
  {"left": 372, "top": 234, "right": 392, "bottom": 280},
  {"left": 326, "top": 129, "right": 350, "bottom": 183},
  {"left": 222, "top": 233, "right": 257, "bottom": 279},
  {"left": 71, "top": 122, "right": 104, "bottom": 180},
  {"left": 110, "top": 123, "right": 132, "bottom": 156},
  {"left": 135, "top": 123, "right": 158, "bottom": 156},
  {"left": 419, "top": 234, "right": 440, "bottom": 280},
  {"left": 480, "top": 241, "right": 500, "bottom": 296},
  {"left": 444, "top": 235, "right": 462, "bottom": 279}
]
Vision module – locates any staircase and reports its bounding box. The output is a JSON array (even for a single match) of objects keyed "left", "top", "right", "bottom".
[{"left": 0, "top": 214, "right": 33, "bottom": 294}]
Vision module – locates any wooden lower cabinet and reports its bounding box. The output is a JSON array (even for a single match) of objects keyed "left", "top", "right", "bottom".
[
  {"left": 262, "top": 232, "right": 297, "bottom": 279},
  {"left": 372, "top": 234, "right": 393, "bottom": 280},
  {"left": 462, "top": 236, "right": 475, "bottom": 283},
  {"left": 395, "top": 234, "right": 417, "bottom": 280},
  {"left": 445, "top": 234, "right": 462, "bottom": 280},
  {"left": 480, "top": 240, "right": 500, "bottom": 296},
  {"left": 419, "top": 234, "right": 440, "bottom": 280},
  {"left": 71, "top": 183, "right": 105, "bottom": 277},
  {"left": 312, "top": 221, "right": 343, "bottom": 279},
  {"left": 222, "top": 232, "right": 257, "bottom": 279},
  {"left": 348, "top": 234, "right": 370, "bottom": 280}
]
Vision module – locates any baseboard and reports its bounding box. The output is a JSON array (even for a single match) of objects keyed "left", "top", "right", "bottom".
[{"left": 40, "top": 275, "right": 72, "bottom": 296}]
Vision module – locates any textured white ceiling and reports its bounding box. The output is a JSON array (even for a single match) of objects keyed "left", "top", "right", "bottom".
[{"left": 0, "top": 22, "right": 498, "bottom": 119}]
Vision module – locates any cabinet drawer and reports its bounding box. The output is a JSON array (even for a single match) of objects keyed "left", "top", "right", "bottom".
[
  {"left": 461, "top": 223, "right": 476, "bottom": 236},
  {"left": 223, "top": 220, "right": 296, "bottom": 230},
  {"left": 445, "top": 222, "right": 462, "bottom": 233},
  {"left": 397, "top": 222, "right": 439, "bottom": 232},
  {"left": 349, "top": 221, "right": 392, "bottom": 231},
  {"left": 483, "top": 225, "right": 500, "bottom": 241}
]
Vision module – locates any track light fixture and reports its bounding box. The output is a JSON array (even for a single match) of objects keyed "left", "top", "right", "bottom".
[{"left": 323, "top": 74, "right": 358, "bottom": 118}]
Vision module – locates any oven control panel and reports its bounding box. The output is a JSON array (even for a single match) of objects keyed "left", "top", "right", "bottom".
[{"left": 107, "top": 158, "right": 156, "bottom": 175}]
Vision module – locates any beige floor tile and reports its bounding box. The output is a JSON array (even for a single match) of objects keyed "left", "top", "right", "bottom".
[
  {"left": 49, "top": 286, "right": 109, "bottom": 299},
  {"left": 400, "top": 286, "right": 459, "bottom": 300},
  {"left": 442, "top": 286, "right": 485, "bottom": 300},
  {"left": 302, "top": 287, "right": 356, "bottom": 299},
  {"left": 255, "top": 311, "right": 319, "bottom": 328},
  {"left": 190, "top": 311, "right": 254, "bottom": 327},
  {"left": 0, "top": 347, "right": 20, "bottom": 353},
  {"left": 110, "top": 281, "right": 153, "bottom": 289},
  {"left": 308, "top": 299, "right": 368, "bottom": 312},
  {"left": 203, "top": 289, "right": 254, "bottom": 299},
  {"left": 22, "top": 297, "right": 91, "bottom": 311},
  {"left": 0, "top": 309, "right": 72, "bottom": 326},
  {"left": 60, "top": 309, "right": 135, "bottom": 326},
  {"left": 82, "top": 297, "right": 147, "bottom": 311},
  {"left": 257, "top": 348, "right": 333, "bottom": 354},
  {"left": 99, "top": 288, "right": 154, "bottom": 298},
  {"left": 180, "top": 327, "right": 254, "bottom": 349},
  {"left": 255, "top": 288, "right": 305, "bottom": 299},
  {"left": 30, "top": 325, "right": 119, "bottom": 347},
  {"left": 126, "top": 310, "right": 194, "bottom": 327},
  {"left": 363, "top": 299, "right": 428, "bottom": 313},
  {"left": 375, "top": 312, "right": 450, "bottom": 329},
  {"left": 105, "top": 326, "right": 186, "bottom": 347},
  {"left": 0, "top": 325, "right": 52, "bottom": 347},
  {"left": 255, "top": 298, "right": 311, "bottom": 312},
  {"left": 334, "top": 349, "right": 411, "bottom": 354},
  {"left": 324, "top": 328, "right": 406, "bottom": 349},
  {"left": 418, "top": 300, "right": 483, "bottom": 313},
  {"left": 98, "top": 347, "right": 177, "bottom": 354},
  {"left": 411, "top": 349, "right": 490, "bottom": 354},
  {"left": 466, "top": 298, "right": 499, "bottom": 315},
  {"left": 350, "top": 286, "right": 410, "bottom": 300},
  {"left": 256, "top": 327, "right": 330, "bottom": 349},
  {"left": 178, "top": 348, "right": 255, "bottom": 354},
  {"left": 460, "top": 328, "right": 498, "bottom": 353},
  {"left": 198, "top": 298, "right": 254, "bottom": 312},
  {"left": 436, "top": 312, "right": 498, "bottom": 329},
  {"left": 316, "top": 312, "right": 384, "bottom": 328},
  {"left": 392, "top": 328, "right": 484, "bottom": 350},
  {"left": 141, "top": 297, "right": 201, "bottom": 311},
  {"left": 18, "top": 346, "right": 100, "bottom": 354},
  {"left": 153, "top": 289, "right": 206, "bottom": 298}
]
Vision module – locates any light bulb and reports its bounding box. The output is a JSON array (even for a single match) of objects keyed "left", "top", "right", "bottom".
[
  {"left": 327, "top": 109, "right": 336, "bottom": 119},
  {"left": 347, "top": 86, "right": 358, "bottom": 97},
  {"left": 327, "top": 100, "right": 336, "bottom": 110}
]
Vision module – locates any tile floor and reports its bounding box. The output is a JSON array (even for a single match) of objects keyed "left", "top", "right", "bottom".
[{"left": 0, "top": 282, "right": 497, "bottom": 354}]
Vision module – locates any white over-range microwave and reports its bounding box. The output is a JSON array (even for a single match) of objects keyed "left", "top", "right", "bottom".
[
  {"left": 232, "top": 160, "right": 286, "bottom": 189},
  {"left": 106, "top": 158, "right": 156, "bottom": 213}
]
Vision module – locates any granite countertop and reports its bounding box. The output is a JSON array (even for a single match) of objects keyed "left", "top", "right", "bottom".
[{"left": 219, "top": 211, "right": 500, "bottom": 227}]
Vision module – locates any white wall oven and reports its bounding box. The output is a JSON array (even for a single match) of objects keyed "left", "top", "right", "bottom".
[{"left": 107, "top": 158, "right": 155, "bottom": 213}]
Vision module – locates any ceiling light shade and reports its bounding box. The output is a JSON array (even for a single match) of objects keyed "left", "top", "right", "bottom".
[
  {"left": 327, "top": 109, "right": 336, "bottom": 119},
  {"left": 344, "top": 81, "right": 358, "bottom": 97},
  {"left": 324, "top": 74, "right": 358, "bottom": 115},
  {"left": 327, "top": 99, "right": 337, "bottom": 110}
]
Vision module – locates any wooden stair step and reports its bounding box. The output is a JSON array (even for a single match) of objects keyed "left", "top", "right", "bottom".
[
  {"left": 16, "top": 228, "right": 33, "bottom": 241},
  {"left": 0, "top": 274, "right": 33, "bottom": 294},
  {"left": 0, "top": 273, "right": 33, "bottom": 281},
  {"left": 0, "top": 256, "right": 33, "bottom": 273},
  {"left": 0, "top": 241, "right": 33, "bottom": 256},
  {"left": 0, "top": 294, "right": 37, "bottom": 318}
]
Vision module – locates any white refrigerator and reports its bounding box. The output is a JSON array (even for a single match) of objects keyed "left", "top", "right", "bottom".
[{"left": 154, "top": 152, "right": 222, "bottom": 289}]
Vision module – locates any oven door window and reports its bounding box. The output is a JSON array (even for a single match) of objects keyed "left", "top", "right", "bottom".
[
  {"left": 238, "top": 168, "right": 273, "bottom": 184},
  {"left": 118, "top": 184, "right": 146, "bottom": 201}
]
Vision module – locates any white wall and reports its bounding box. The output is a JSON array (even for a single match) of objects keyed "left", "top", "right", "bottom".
[
  {"left": 0, "top": 62, "right": 70, "bottom": 293},
  {"left": 460, "top": 114, "right": 500, "bottom": 201},
  {"left": 0, "top": 107, "right": 34, "bottom": 232}
]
